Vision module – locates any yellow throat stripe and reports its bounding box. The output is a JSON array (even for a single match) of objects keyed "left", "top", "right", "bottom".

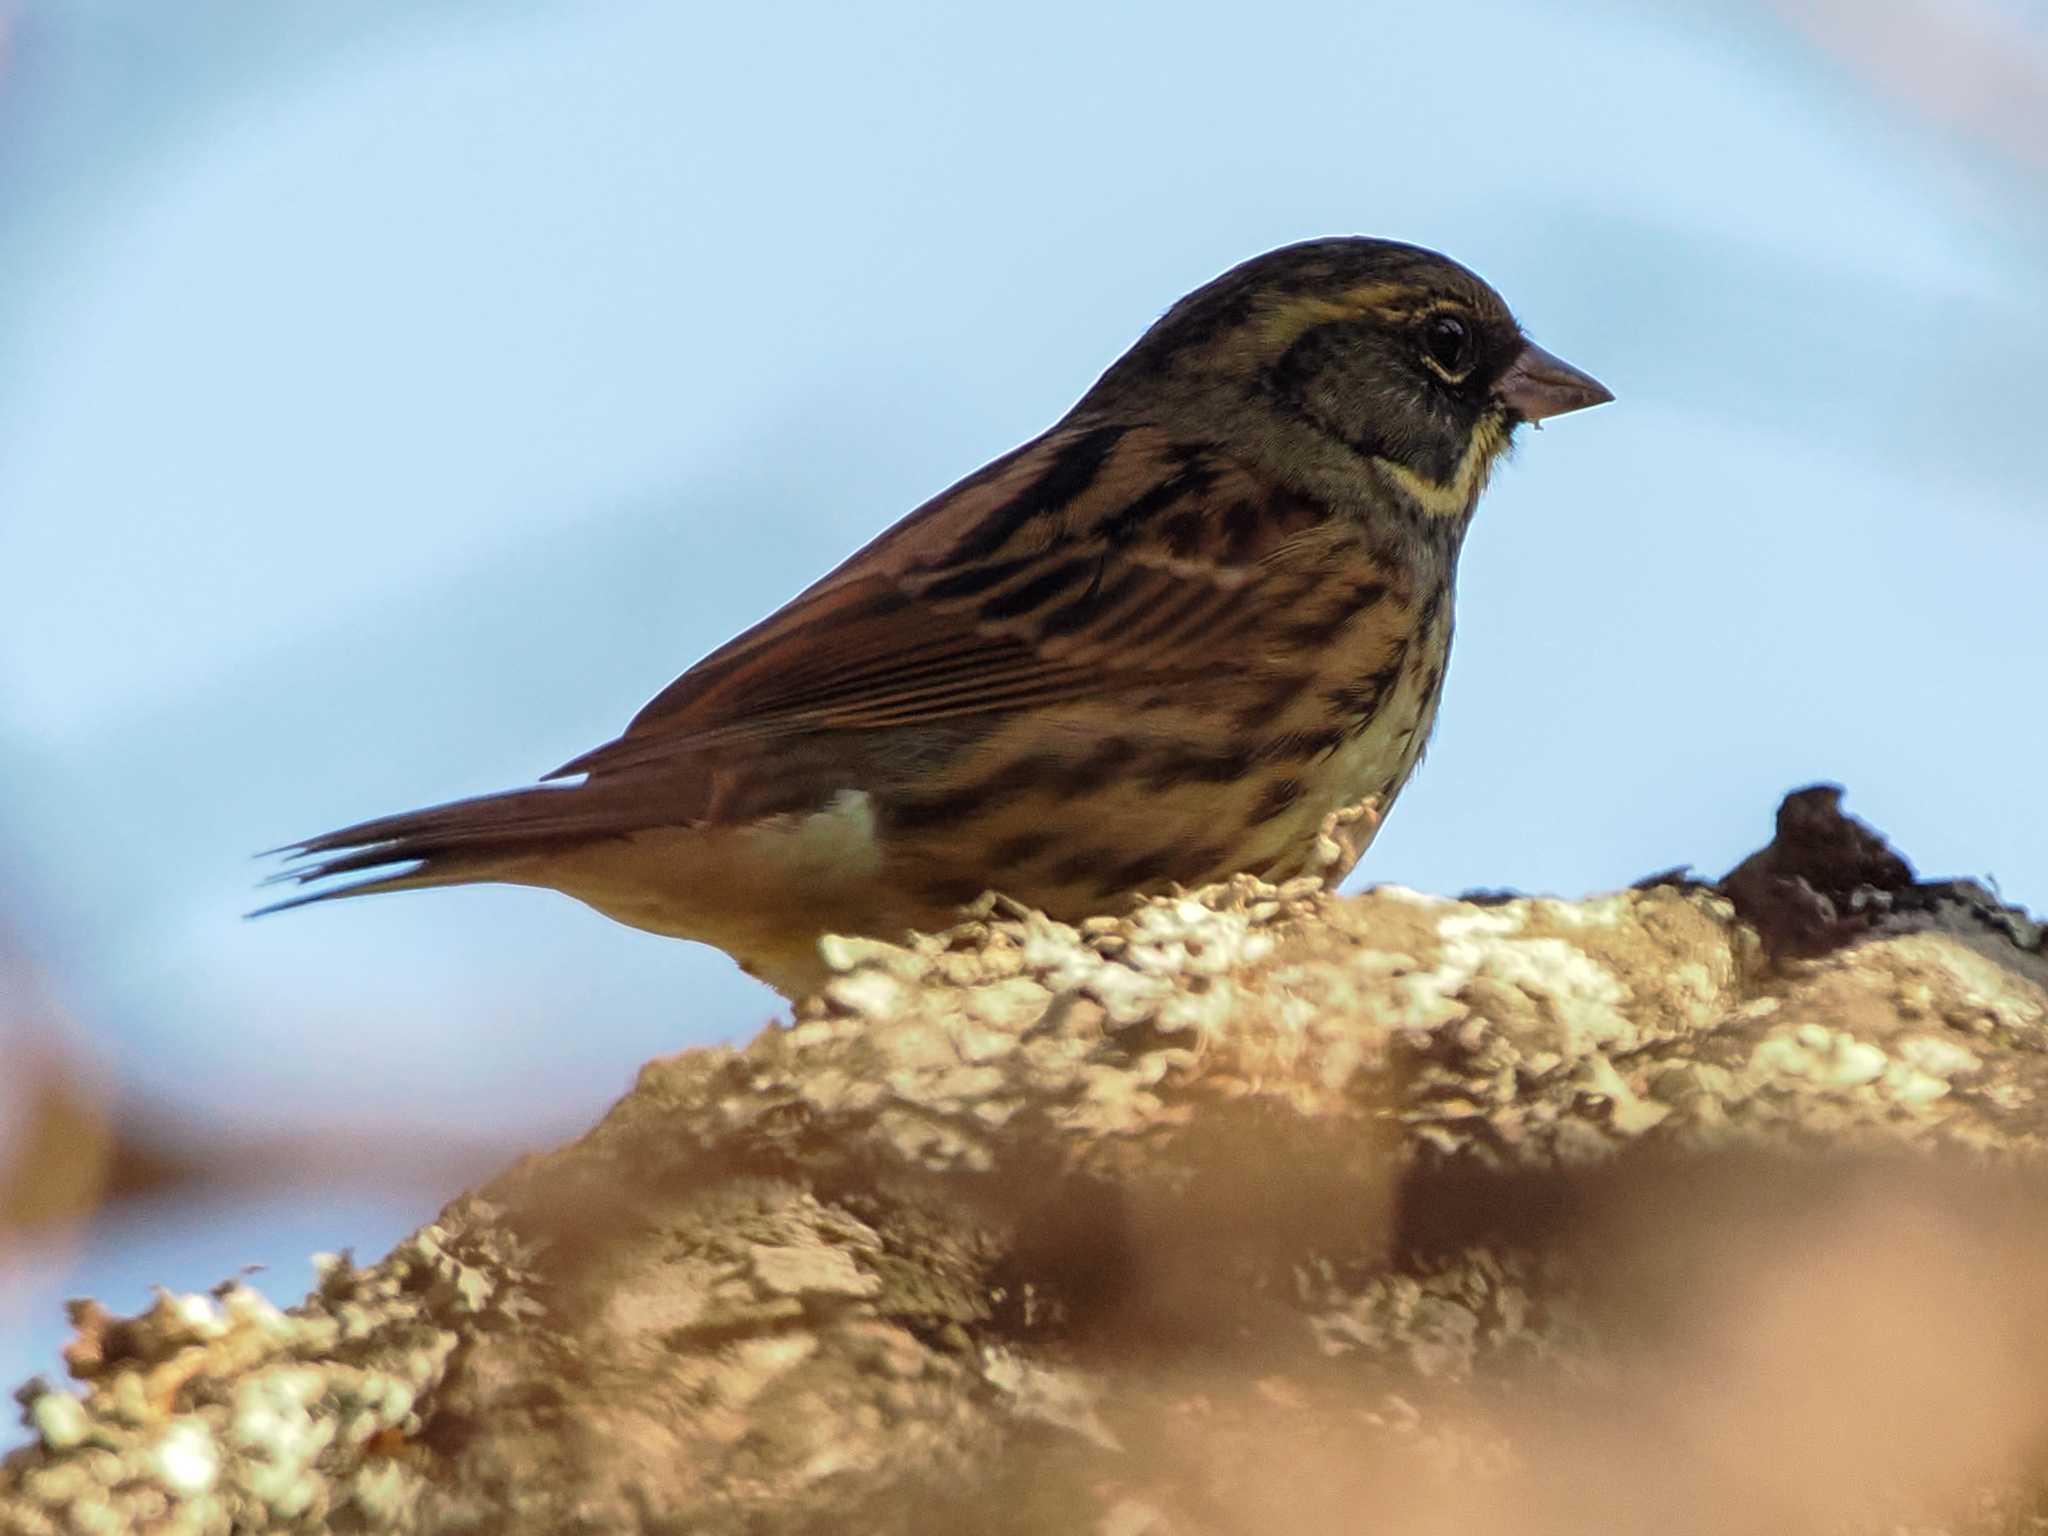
[{"left": 1374, "top": 413, "right": 1509, "bottom": 519}]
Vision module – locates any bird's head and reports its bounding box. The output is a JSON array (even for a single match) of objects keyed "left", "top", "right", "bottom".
[{"left": 1076, "top": 237, "right": 1612, "bottom": 521}]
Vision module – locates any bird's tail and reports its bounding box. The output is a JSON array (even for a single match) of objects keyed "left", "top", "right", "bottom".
[{"left": 253, "top": 782, "right": 647, "bottom": 916}]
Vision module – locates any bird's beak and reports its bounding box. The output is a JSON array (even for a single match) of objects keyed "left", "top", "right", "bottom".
[{"left": 1497, "top": 341, "right": 1613, "bottom": 423}]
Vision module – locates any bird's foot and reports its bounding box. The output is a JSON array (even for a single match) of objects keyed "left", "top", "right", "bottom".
[{"left": 1306, "top": 797, "right": 1382, "bottom": 892}]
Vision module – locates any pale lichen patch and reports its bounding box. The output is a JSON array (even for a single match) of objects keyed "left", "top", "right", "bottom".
[{"left": 1751, "top": 1024, "right": 1890, "bottom": 1089}]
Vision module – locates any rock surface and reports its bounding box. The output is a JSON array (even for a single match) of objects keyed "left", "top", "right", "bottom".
[{"left": 6, "top": 787, "right": 2047, "bottom": 1535}]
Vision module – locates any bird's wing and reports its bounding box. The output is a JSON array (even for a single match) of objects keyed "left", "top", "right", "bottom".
[{"left": 548, "top": 422, "right": 1329, "bottom": 781}]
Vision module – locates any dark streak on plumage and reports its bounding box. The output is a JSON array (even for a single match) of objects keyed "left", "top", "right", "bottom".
[
  {"left": 1097, "top": 457, "right": 1220, "bottom": 546},
  {"left": 1219, "top": 498, "right": 1264, "bottom": 559},
  {"left": 944, "top": 422, "right": 1126, "bottom": 565},
  {"left": 1418, "top": 585, "right": 1446, "bottom": 634},
  {"left": 1230, "top": 673, "right": 1314, "bottom": 732},
  {"left": 882, "top": 750, "right": 1063, "bottom": 832},
  {"left": 1159, "top": 509, "right": 1209, "bottom": 559},
  {"left": 725, "top": 772, "right": 847, "bottom": 825},
  {"left": 882, "top": 735, "right": 1145, "bottom": 832},
  {"left": 1098, "top": 842, "right": 1228, "bottom": 895},
  {"left": 1057, "top": 735, "right": 1146, "bottom": 795},
  {"left": 1324, "top": 657, "right": 1406, "bottom": 720},
  {"left": 1046, "top": 849, "right": 1118, "bottom": 888},
  {"left": 1247, "top": 776, "right": 1307, "bottom": 824},
  {"left": 989, "top": 830, "right": 1058, "bottom": 867},
  {"left": 1279, "top": 604, "right": 1362, "bottom": 650},
  {"left": 1097, "top": 850, "right": 1178, "bottom": 892},
  {"left": 919, "top": 555, "right": 1037, "bottom": 602},
  {"left": 1036, "top": 566, "right": 1147, "bottom": 639},
  {"left": 1267, "top": 725, "right": 1347, "bottom": 761},
  {"left": 917, "top": 876, "right": 991, "bottom": 907},
  {"left": 1142, "top": 745, "right": 1256, "bottom": 790},
  {"left": 979, "top": 555, "right": 1099, "bottom": 621},
  {"left": 1115, "top": 582, "right": 1229, "bottom": 652}
]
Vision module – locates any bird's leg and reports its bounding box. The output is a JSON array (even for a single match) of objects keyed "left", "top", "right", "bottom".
[{"left": 1305, "top": 796, "right": 1382, "bottom": 892}]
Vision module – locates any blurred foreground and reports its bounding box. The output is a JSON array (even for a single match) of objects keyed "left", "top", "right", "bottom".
[{"left": 8, "top": 788, "right": 2047, "bottom": 1531}]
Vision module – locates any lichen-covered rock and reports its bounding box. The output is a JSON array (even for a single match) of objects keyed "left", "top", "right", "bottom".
[{"left": 5, "top": 789, "right": 2047, "bottom": 1535}]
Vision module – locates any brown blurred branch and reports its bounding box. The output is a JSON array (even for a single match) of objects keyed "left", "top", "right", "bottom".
[{"left": 0, "top": 929, "right": 113, "bottom": 1271}]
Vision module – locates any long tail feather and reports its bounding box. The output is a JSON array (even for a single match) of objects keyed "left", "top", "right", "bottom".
[
  {"left": 249, "top": 864, "right": 480, "bottom": 918},
  {"left": 253, "top": 782, "right": 651, "bottom": 918}
]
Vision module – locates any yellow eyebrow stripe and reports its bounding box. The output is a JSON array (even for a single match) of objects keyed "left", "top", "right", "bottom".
[
  {"left": 1243, "top": 295, "right": 1363, "bottom": 354},
  {"left": 1242, "top": 282, "right": 1426, "bottom": 355},
  {"left": 1336, "top": 280, "right": 1421, "bottom": 316}
]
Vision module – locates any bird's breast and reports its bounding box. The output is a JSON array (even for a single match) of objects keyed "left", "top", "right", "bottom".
[{"left": 1226, "top": 572, "right": 1455, "bottom": 880}]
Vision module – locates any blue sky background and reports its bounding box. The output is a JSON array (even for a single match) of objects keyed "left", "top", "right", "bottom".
[{"left": 2, "top": 0, "right": 2044, "bottom": 1411}]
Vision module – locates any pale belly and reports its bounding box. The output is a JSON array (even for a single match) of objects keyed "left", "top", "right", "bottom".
[{"left": 518, "top": 789, "right": 925, "bottom": 995}]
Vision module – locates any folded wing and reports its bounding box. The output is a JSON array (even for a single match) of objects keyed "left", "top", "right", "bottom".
[{"left": 550, "top": 422, "right": 1322, "bottom": 777}]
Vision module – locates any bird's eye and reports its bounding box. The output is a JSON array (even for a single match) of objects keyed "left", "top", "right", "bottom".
[{"left": 1420, "top": 314, "right": 1475, "bottom": 379}]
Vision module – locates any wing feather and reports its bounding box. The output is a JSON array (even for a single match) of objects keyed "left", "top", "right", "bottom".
[{"left": 550, "top": 423, "right": 1323, "bottom": 783}]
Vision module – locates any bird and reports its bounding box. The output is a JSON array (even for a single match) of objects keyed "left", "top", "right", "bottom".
[{"left": 263, "top": 237, "right": 1611, "bottom": 997}]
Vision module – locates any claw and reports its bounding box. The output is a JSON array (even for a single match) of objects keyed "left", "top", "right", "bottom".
[{"left": 1306, "top": 797, "right": 1382, "bottom": 891}]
